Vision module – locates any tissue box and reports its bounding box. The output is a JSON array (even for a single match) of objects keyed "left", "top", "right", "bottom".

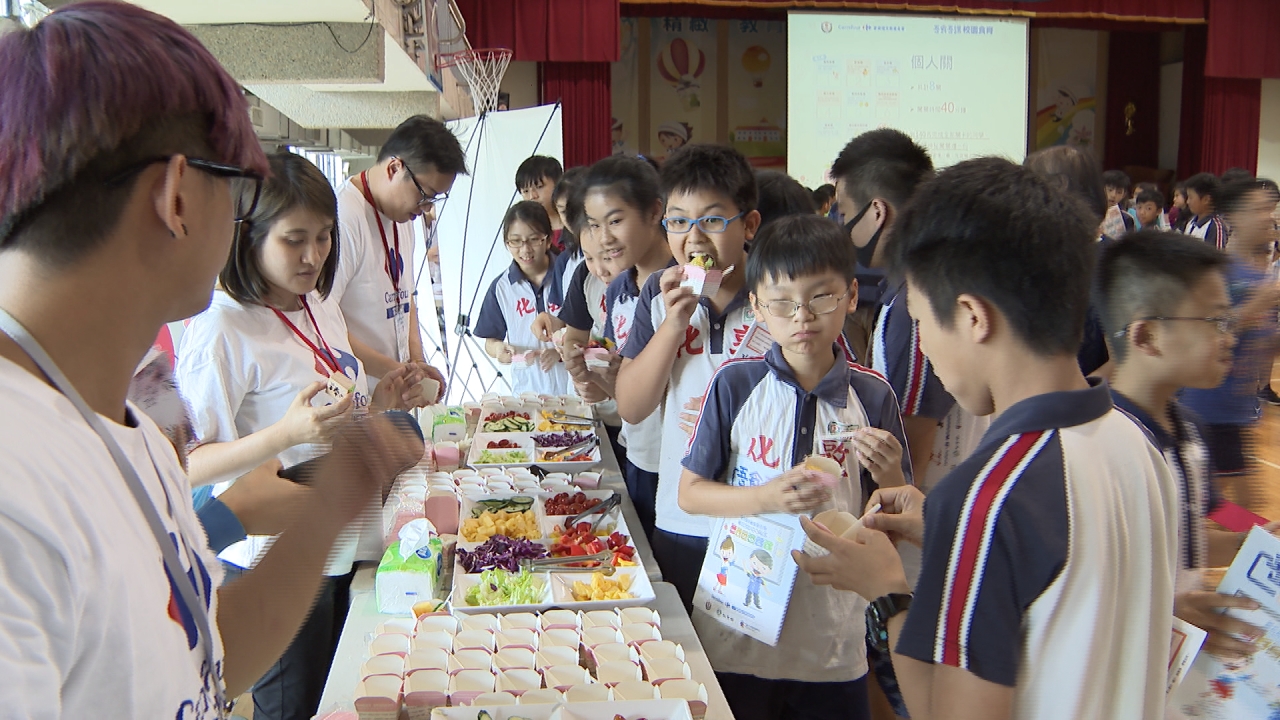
[
  {"left": 375, "top": 521, "right": 444, "bottom": 615},
  {"left": 428, "top": 407, "right": 467, "bottom": 444},
  {"left": 679, "top": 263, "right": 723, "bottom": 298}
]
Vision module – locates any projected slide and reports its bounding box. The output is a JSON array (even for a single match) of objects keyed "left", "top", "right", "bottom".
[{"left": 787, "top": 13, "right": 1029, "bottom": 186}]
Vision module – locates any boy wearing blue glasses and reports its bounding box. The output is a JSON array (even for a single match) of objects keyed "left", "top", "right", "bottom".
[
  {"left": 678, "top": 214, "right": 909, "bottom": 720},
  {"left": 616, "top": 144, "right": 762, "bottom": 610}
]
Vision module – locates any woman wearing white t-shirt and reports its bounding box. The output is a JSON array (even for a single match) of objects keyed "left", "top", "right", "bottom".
[{"left": 178, "top": 153, "right": 425, "bottom": 720}]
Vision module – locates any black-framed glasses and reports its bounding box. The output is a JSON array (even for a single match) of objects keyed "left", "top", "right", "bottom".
[
  {"left": 394, "top": 156, "right": 448, "bottom": 207},
  {"left": 504, "top": 235, "right": 548, "bottom": 249},
  {"left": 1112, "top": 315, "right": 1237, "bottom": 339},
  {"left": 108, "top": 155, "right": 263, "bottom": 223},
  {"left": 759, "top": 292, "right": 849, "bottom": 319},
  {"left": 662, "top": 212, "right": 744, "bottom": 234}
]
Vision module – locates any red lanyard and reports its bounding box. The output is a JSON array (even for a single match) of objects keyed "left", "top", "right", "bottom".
[
  {"left": 359, "top": 171, "right": 401, "bottom": 292},
  {"left": 272, "top": 296, "right": 340, "bottom": 376}
]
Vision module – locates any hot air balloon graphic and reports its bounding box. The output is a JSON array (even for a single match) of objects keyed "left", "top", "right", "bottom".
[
  {"left": 741, "top": 45, "right": 771, "bottom": 89},
  {"left": 657, "top": 37, "right": 707, "bottom": 111}
]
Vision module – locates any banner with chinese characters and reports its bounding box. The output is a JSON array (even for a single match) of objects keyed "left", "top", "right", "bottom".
[
  {"left": 1171, "top": 526, "right": 1280, "bottom": 717},
  {"left": 649, "top": 17, "right": 719, "bottom": 164},
  {"left": 726, "top": 19, "right": 788, "bottom": 168},
  {"left": 611, "top": 17, "right": 642, "bottom": 157},
  {"left": 1034, "top": 28, "right": 1099, "bottom": 150}
]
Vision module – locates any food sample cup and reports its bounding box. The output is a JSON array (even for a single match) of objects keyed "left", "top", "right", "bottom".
[
  {"left": 611, "top": 679, "right": 660, "bottom": 701},
  {"left": 563, "top": 683, "right": 612, "bottom": 703},
  {"left": 493, "top": 648, "right": 536, "bottom": 671},
  {"left": 402, "top": 670, "right": 449, "bottom": 720}
]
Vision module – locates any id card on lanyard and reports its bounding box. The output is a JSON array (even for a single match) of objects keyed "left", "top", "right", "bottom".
[
  {"left": 272, "top": 297, "right": 352, "bottom": 404},
  {"left": 360, "top": 172, "right": 411, "bottom": 363}
]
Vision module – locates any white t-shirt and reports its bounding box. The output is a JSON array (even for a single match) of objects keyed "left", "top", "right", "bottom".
[
  {"left": 330, "top": 176, "right": 418, "bottom": 385},
  {"left": 0, "top": 356, "right": 226, "bottom": 718},
  {"left": 177, "top": 290, "right": 372, "bottom": 574}
]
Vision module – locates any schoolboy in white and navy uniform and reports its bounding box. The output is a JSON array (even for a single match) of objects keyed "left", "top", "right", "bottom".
[
  {"left": 474, "top": 260, "right": 570, "bottom": 396},
  {"left": 1111, "top": 392, "right": 1218, "bottom": 573},
  {"left": 683, "top": 345, "right": 910, "bottom": 710},
  {"left": 871, "top": 279, "right": 988, "bottom": 492}
]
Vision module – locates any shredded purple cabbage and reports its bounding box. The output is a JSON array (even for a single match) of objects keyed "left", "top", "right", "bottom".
[{"left": 458, "top": 534, "right": 549, "bottom": 573}]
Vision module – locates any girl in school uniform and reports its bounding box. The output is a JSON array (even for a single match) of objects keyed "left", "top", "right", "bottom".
[
  {"left": 177, "top": 152, "right": 425, "bottom": 720},
  {"left": 475, "top": 201, "right": 571, "bottom": 396}
]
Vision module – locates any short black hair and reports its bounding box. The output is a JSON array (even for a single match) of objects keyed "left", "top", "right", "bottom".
[
  {"left": 1259, "top": 177, "right": 1280, "bottom": 202},
  {"left": 1174, "top": 182, "right": 1187, "bottom": 196},
  {"left": 1216, "top": 178, "right": 1274, "bottom": 217},
  {"left": 583, "top": 155, "right": 663, "bottom": 217},
  {"left": 552, "top": 166, "right": 585, "bottom": 206},
  {"left": 829, "top": 129, "right": 933, "bottom": 209},
  {"left": 746, "top": 213, "right": 858, "bottom": 292},
  {"left": 889, "top": 157, "right": 1096, "bottom": 357},
  {"left": 755, "top": 170, "right": 816, "bottom": 228},
  {"left": 1023, "top": 145, "right": 1107, "bottom": 221},
  {"left": 1183, "top": 172, "right": 1220, "bottom": 201},
  {"left": 660, "top": 143, "right": 757, "bottom": 213},
  {"left": 502, "top": 200, "right": 553, "bottom": 240},
  {"left": 1099, "top": 230, "right": 1228, "bottom": 362},
  {"left": 1101, "top": 169, "right": 1130, "bottom": 191},
  {"left": 1135, "top": 189, "right": 1165, "bottom": 207},
  {"left": 812, "top": 183, "right": 836, "bottom": 207},
  {"left": 515, "top": 155, "right": 564, "bottom": 192},
  {"left": 378, "top": 115, "right": 468, "bottom": 176},
  {"left": 1220, "top": 167, "right": 1254, "bottom": 184},
  {"left": 222, "top": 152, "right": 339, "bottom": 306},
  {"left": 563, "top": 183, "right": 590, "bottom": 237}
]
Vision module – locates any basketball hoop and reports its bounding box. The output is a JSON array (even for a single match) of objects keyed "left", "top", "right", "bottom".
[{"left": 437, "top": 48, "right": 512, "bottom": 115}]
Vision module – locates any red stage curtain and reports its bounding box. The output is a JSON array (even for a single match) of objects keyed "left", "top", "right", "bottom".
[
  {"left": 454, "top": 0, "right": 620, "bottom": 62},
  {"left": 619, "top": 0, "right": 1203, "bottom": 23},
  {"left": 1177, "top": 24, "right": 1207, "bottom": 178},
  {"left": 540, "top": 62, "right": 613, "bottom": 168},
  {"left": 1205, "top": 0, "right": 1280, "bottom": 79},
  {"left": 1199, "top": 77, "right": 1262, "bottom": 175},
  {"left": 1103, "top": 31, "right": 1161, "bottom": 171}
]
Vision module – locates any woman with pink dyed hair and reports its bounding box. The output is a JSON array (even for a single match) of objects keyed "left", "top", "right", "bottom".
[{"left": 0, "top": 3, "right": 408, "bottom": 718}]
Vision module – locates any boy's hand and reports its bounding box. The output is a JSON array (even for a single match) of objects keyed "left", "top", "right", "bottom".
[
  {"left": 1175, "top": 591, "right": 1262, "bottom": 658},
  {"left": 494, "top": 343, "right": 516, "bottom": 364},
  {"left": 537, "top": 347, "right": 561, "bottom": 372},
  {"left": 850, "top": 428, "right": 905, "bottom": 487},
  {"left": 678, "top": 395, "right": 705, "bottom": 436},
  {"left": 405, "top": 362, "right": 447, "bottom": 403},
  {"left": 861, "top": 485, "right": 926, "bottom": 547},
  {"left": 659, "top": 266, "right": 699, "bottom": 329},
  {"left": 761, "top": 465, "right": 832, "bottom": 514},
  {"left": 793, "top": 520, "right": 911, "bottom": 599},
  {"left": 530, "top": 312, "right": 565, "bottom": 343}
]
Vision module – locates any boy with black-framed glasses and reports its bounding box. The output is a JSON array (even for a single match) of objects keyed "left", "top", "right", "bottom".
[{"left": 678, "top": 213, "right": 910, "bottom": 720}]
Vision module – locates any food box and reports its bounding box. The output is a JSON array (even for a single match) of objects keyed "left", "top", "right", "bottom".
[
  {"left": 493, "top": 647, "right": 537, "bottom": 671},
  {"left": 403, "top": 670, "right": 450, "bottom": 720},
  {"left": 353, "top": 675, "right": 402, "bottom": 720},
  {"left": 595, "top": 660, "right": 643, "bottom": 685},
  {"left": 448, "top": 669, "right": 496, "bottom": 706},
  {"left": 611, "top": 680, "right": 661, "bottom": 701},
  {"left": 361, "top": 654, "right": 405, "bottom": 681},
  {"left": 518, "top": 689, "right": 563, "bottom": 706},
  {"left": 472, "top": 691, "right": 519, "bottom": 706},
  {"left": 659, "top": 679, "right": 709, "bottom": 720},
  {"left": 468, "top": 433, "right": 536, "bottom": 468},
  {"left": 496, "top": 667, "right": 543, "bottom": 695},
  {"left": 544, "top": 665, "right": 592, "bottom": 692},
  {"left": 679, "top": 258, "right": 724, "bottom": 298},
  {"left": 534, "top": 646, "right": 580, "bottom": 670},
  {"left": 557, "top": 699, "right": 695, "bottom": 720},
  {"left": 562, "top": 683, "right": 612, "bottom": 703},
  {"left": 428, "top": 703, "right": 557, "bottom": 720}
]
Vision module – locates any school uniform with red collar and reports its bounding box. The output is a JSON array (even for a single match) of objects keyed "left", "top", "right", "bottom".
[
  {"left": 896, "top": 380, "right": 1177, "bottom": 720},
  {"left": 474, "top": 259, "right": 570, "bottom": 396}
]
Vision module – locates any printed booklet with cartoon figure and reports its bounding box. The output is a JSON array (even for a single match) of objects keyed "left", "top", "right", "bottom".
[{"left": 1172, "top": 526, "right": 1280, "bottom": 717}]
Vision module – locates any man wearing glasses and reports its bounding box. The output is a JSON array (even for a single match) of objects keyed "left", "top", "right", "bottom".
[{"left": 330, "top": 115, "right": 467, "bottom": 399}]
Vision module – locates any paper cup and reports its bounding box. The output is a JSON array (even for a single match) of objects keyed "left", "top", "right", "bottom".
[
  {"left": 496, "top": 629, "right": 538, "bottom": 652},
  {"left": 803, "top": 455, "right": 842, "bottom": 487},
  {"left": 354, "top": 676, "right": 402, "bottom": 720},
  {"left": 611, "top": 679, "right": 660, "bottom": 701},
  {"left": 582, "top": 610, "right": 622, "bottom": 630},
  {"left": 405, "top": 647, "right": 450, "bottom": 674},
  {"left": 403, "top": 669, "right": 449, "bottom": 720},
  {"left": 461, "top": 614, "right": 501, "bottom": 633},
  {"left": 472, "top": 691, "right": 518, "bottom": 706},
  {"left": 496, "top": 668, "right": 542, "bottom": 695},
  {"left": 802, "top": 509, "right": 861, "bottom": 557},
  {"left": 370, "top": 633, "right": 410, "bottom": 658},
  {"left": 534, "top": 646, "right": 579, "bottom": 670},
  {"left": 499, "top": 612, "right": 540, "bottom": 632},
  {"left": 563, "top": 683, "right": 612, "bottom": 703},
  {"left": 619, "top": 607, "right": 661, "bottom": 628},
  {"left": 361, "top": 654, "right": 405, "bottom": 680},
  {"left": 544, "top": 664, "right": 591, "bottom": 691},
  {"left": 595, "top": 660, "right": 643, "bottom": 685},
  {"left": 493, "top": 648, "right": 536, "bottom": 671},
  {"left": 518, "top": 688, "right": 563, "bottom": 705},
  {"left": 591, "top": 642, "right": 639, "bottom": 666},
  {"left": 453, "top": 630, "right": 496, "bottom": 653}
]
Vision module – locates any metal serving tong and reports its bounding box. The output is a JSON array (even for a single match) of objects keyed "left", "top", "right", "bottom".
[
  {"left": 542, "top": 435, "right": 600, "bottom": 462},
  {"left": 520, "top": 550, "right": 616, "bottom": 575},
  {"left": 543, "top": 409, "right": 599, "bottom": 427},
  {"left": 565, "top": 492, "right": 622, "bottom": 530}
]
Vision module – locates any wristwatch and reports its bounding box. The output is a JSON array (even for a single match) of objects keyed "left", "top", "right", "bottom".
[{"left": 868, "top": 592, "right": 914, "bottom": 626}]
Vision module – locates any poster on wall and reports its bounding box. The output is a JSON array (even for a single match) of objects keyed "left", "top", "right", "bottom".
[
  {"left": 650, "top": 17, "right": 718, "bottom": 163},
  {"left": 727, "top": 19, "right": 787, "bottom": 168},
  {"left": 611, "top": 17, "right": 641, "bottom": 156},
  {"left": 1034, "top": 28, "right": 1098, "bottom": 150}
]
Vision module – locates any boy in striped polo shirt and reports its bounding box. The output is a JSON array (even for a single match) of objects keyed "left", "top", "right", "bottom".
[
  {"left": 796, "top": 158, "right": 1179, "bottom": 720},
  {"left": 1100, "top": 230, "right": 1273, "bottom": 663}
]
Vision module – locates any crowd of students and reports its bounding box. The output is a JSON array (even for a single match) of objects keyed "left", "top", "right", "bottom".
[{"left": 3, "top": 4, "right": 1280, "bottom": 720}]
